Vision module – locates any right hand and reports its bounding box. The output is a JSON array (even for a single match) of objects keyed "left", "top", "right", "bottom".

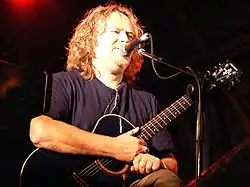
[{"left": 113, "top": 127, "right": 149, "bottom": 162}]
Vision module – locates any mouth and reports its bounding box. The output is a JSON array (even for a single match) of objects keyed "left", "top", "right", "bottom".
[{"left": 113, "top": 48, "right": 131, "bottom": 59}]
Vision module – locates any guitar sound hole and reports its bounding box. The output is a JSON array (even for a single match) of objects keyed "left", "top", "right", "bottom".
[{"left": 101, "top": 159, "right": 127, "bottom": 172}]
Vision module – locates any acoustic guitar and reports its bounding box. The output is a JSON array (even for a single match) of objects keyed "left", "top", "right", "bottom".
[{"left": 20, "top": 60, "right": 242, "bottom": 187}]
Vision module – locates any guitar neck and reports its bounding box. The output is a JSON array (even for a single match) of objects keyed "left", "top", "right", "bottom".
[{"left": 138, "top": 94, "right": 192, "bottom": 141}]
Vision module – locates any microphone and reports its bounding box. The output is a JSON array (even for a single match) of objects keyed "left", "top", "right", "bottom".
[{"left": 120, "top": 33, "right": 149, "bottom": 57}]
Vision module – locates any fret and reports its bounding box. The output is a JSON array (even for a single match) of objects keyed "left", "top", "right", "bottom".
[
  {"left": 182, "top": 96, "right": 192, "bottom": 106},
  {"left": 166, "top": 108, "right": 176, "bottom": 118},
  {"left": 150, "top": 120, "right": 160, "bottom": 131},
  {"left": 150, "top": 127, "right": 159, "bottom": 134},
  {"left": 152, "top": 118, "right": 163, "bottom": 128},
  {"left": 162, "top": 112, "right": 171, "bottom": 122},
  {"left": 171, "top": 104, "right": 181, "bottom": 114},
  {"left": 140, "top": 133, "right": 149, "bottom": 141},
  {"left": 142, "top": 127, "right": 152, "bottom": 137},
  {"left": 177, "top": 100, "right": 186, "bottom": 110},
  {"left": 137, "top": 94, "right": 193, "bottom": 141},
  {"left": 156, "top": 115, "right": 168, "bottom": 126},
  {"left": 145, "top": 122, "right": 156, "bottom": 135}
]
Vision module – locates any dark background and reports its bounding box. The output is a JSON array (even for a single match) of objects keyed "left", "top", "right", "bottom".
[{"left": 1, "top": 0, "right": 250, "bottom": 186}]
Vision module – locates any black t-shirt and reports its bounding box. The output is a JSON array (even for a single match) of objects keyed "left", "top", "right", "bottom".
[{"left": 45, "top": 70, "right": 176, "bottom": 156}]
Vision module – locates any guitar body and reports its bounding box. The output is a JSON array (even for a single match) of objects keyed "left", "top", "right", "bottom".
[{"left": 21, "top": 115, "right": 138, "bottom": 187}]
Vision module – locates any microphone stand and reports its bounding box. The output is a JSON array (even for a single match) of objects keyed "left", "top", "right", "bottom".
[
  {"left": 194, "top": 74, "right": 203, "bottom": 180},
  {"left": 138, "top": 48, "right": 203, "bottom": 180}
]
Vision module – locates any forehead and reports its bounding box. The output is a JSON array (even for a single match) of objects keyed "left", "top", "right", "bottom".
[{"left": 105, "top": 12, "right": 135, "bottom": 33}]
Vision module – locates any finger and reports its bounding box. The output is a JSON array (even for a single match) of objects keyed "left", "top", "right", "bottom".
[
  {"left": 137, "top": 146, "right": 149, "bottom": 155},
  {"left": 152, "top": 159, "right": 161, "bottom": 171},
  {"left": 133, "top": 154, "right": 142, "bottom": 172},
  {"left": 124, "top": 127, "right": 139, "bottom": 136},
  {"left": 139, "top": 156, "right": 147, "bottom": 174},
  {"left": 145, "top": 159, "right": 153, "bottom": 174},
  {"left": 143, "top": 146, "right": 150, "bottom": 153},
  {"left": 139, "top": 139, "right": 147, "bottom": 147}
]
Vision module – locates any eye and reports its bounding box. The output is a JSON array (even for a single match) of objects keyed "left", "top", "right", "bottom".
[
  {"left": 126, "top": 32, "right": 136, "bottom": 41},
  {"left": 127, "top": 34, "right": 134, "bottom": 41},
  {"left": 110, "top": 30, "right": 120, "bottom": 34}
]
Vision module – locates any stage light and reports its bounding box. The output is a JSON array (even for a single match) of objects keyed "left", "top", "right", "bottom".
[{"left": 10, "top": 0, "right": 35, "bottom": 7}]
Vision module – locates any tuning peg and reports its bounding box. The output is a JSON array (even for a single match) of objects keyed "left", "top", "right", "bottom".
[
  {"left": 205, "top": 70, "right": 211, "bottom": 77},
  {"left": 213, "top": 65, "right": 218, "bottom": 70},
  {"left": 218, "top": 62, "right": 223, "bottom": 67}
]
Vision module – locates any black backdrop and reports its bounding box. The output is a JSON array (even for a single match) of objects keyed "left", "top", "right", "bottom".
[{"left": 1, "top": 0, "right": 250, "bottom": 186}]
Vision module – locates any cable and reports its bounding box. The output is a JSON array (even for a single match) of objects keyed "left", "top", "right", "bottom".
[
  {"left": 138, "top": 33, "right": 195, "bottom": 79},
  {"left": 148, "top": 33, "right": 181, "bottom": 80}
]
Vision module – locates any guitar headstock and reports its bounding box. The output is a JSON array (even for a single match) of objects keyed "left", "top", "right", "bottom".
[{"left": 205, "top": 59, "right": 242, "bottom": 91}]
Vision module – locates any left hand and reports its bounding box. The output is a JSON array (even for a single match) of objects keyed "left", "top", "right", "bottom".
[{"left": 130, "top": 153, "right": 161, "bottom": 174}]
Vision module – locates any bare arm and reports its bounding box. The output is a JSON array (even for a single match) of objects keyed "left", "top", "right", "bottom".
[{"left": 29, "top": 115, "right": 147, "bottom": 162}]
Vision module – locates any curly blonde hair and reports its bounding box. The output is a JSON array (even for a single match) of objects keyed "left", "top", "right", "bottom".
[{"left": 66, "top": 2, "right": 144, "bottom": 83}]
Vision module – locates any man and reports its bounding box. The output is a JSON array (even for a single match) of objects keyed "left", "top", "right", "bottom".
[{"left": 29, "top": 2, "right": 181, "bottom": 187}]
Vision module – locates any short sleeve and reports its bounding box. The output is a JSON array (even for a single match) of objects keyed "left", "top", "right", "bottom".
[{"left": 44, "top": 72, "right": 72, "bottom": 123}]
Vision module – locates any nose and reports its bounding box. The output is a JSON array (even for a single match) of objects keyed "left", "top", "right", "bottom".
[{"left": 118, "top": 31, "right": 129, "bottom": 43}]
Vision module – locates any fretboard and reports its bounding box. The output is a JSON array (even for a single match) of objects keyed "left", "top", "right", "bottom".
[{"left": 138, "top": 94, "right": 192, "bottom": 141}]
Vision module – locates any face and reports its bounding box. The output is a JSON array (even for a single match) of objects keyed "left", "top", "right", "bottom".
[{"left": 92, "top": 12, "right": 136, "bottom": 75}]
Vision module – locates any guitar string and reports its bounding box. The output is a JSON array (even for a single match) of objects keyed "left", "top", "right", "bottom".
[
  {"left": 76, "top": 96, "right": 192, "bottom": 177},
  {"left": 19, "top": 64, "right": 237, "bottom": 183},
  {"left": 136, "top": 95, "right": 191, "bottom": 140},
  {"left": 78, "top": 102, "right": 188, "bottom": 177},
  {"left": 19, "top": 95, "right": 192, "bottom": 186},
  {"left": 20, "top": 94, "right": 191, "bottom": 186},
  {"left": 77, "top": 113, "right": 137, "bottom": 176},
  {"left": 82, "top": 159, "right": 112, "bottom": 176},
  {"left": 77, "top": 98, "right": 191, "bottom": 177},
  {"left": 140, "top": 94, "right": 192, "bottom": 140},
  {"left": 83, "top": 95, "right": 191, "bottom": 176},
  {"left": 89, "top": 160, "right": 113, "bottom": 176}
]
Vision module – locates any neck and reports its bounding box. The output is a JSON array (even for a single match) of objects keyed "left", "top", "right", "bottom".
[{"left": 96, "top": 71, "right": 123, "bottom": 89}]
